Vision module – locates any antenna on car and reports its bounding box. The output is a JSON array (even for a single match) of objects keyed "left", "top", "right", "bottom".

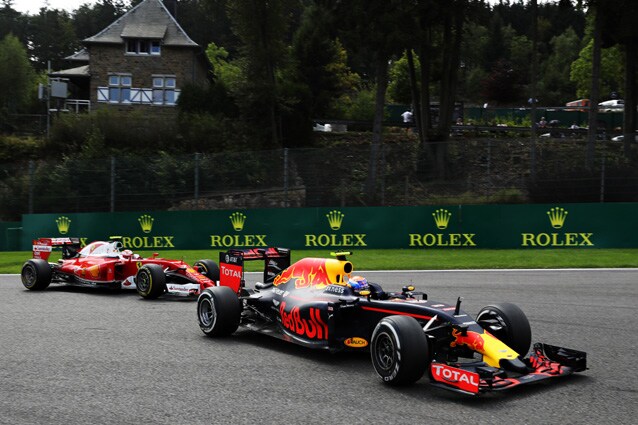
[{"left": 330, "top": 251, "right": 352, "bottom": 261}]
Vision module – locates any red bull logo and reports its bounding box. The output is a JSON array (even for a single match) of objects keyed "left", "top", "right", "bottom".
[
  {"left": 279, "top": 302, "right": 329, "bottom": 340},
  {"left": 273, "top": 258, "right": 331, "bottom": 288},
  {"left": 451, "top": 329, "right": 486, "bottom": 352}
]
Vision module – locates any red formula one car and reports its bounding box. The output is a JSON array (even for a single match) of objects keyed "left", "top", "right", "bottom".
[
  {"left": 197, "top": 249, "right": 587, "bottom": 395},
  {"left": 21, "top": 237, "right": 219, "bottom": 299}
]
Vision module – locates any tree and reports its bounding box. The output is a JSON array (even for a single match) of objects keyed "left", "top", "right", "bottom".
[
  {"left": 72, "top": 0, "right": 127, "bottom": 41},
  {"left": 0, "top": 1, "right": 28, "bottom": 43},
  {"left": 597, "top": 0, "right": 638, "bottom": 156},
  {"left": 539, "top": 27, "right": 580, "bottom": 105},
  {"left": 0, "top": 33, "right": 36, "bottom": 113},
  {"left": 330, "top": 0, "right": 408, "bottom": 203},
  {"left": 570, "top": 39, "right": 622, "bottom": 99},
  {"left": 226, "top": 0, "right": 296, "bottom": 148},
  {"left": 27, "top": 8, "right": 79, "bottom": 72},
  {"left": 291, "top": 4, "right": 359, "bottom": 120},
  {"left": 388, "top": 52, "right": 419, "bottom": 105}
]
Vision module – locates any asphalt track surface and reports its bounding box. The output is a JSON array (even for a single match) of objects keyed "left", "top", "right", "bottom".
[{"left": 1, "top": 269, "right": 637, "bottom": 425}]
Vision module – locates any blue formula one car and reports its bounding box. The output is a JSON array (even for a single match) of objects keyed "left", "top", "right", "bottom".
[{"left": 197, "top": 249, "right": 587, "bottom": 395}]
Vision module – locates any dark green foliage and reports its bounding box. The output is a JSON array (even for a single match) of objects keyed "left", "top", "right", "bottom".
[{"left": 0, "top": 34, "right": 35, "bottom": 113}]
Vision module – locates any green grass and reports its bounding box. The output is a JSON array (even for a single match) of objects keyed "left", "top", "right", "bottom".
[{"left": 2, "top": 248, "right": 638, "bottom": 274}]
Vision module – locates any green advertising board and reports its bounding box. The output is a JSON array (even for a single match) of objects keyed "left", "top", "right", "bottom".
[
  {"left": 15, "top": 202, "right": 638, "bottom": 251},
  {"left": 1, "top": 222, "right": 21, "bottom": 251}
]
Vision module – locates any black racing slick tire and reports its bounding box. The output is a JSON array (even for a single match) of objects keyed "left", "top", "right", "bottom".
[
  {"left": 135, "top": 264, "right": 166, "bottom": 299},
  {"left": 194, "top": 259, "right": 220, "bottom": 282},
  {"left": 476, "top": 303, "right": 532, "bottom": 357},
  {"left": 197, "top": 287, "right": 241, "bottom": 337},
  {"left": 371, "top": 315, "right": 429, "bottom": 386},
  {"left": 21, "top": 259, "right": 52, "bottom": 290}
]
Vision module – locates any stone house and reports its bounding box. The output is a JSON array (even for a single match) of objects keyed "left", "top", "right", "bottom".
[{"left": 51, "top": 0, "right": 210, "bottom": 114}]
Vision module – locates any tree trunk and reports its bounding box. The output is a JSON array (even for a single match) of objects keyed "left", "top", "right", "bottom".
[
  {"left": 364, "top": 54, "right": 389, "bottom": 204},
  {"left": 406, "top": 49, "right": 424, "bottom": 146},
  {"left": 530, "top": 0, "right": 538, "bottom": 181},
  {"left": 436, "top": 3, "right": 464, "bottom": 178},
  {"left": 419, "top": 26, "right": 432, "bottom": 138},
  {"left": 587, "top": 4, "right": 602, "bottom": 169},
  {"left": 623, "top": 39, "right": 637, "bottom": 156}
]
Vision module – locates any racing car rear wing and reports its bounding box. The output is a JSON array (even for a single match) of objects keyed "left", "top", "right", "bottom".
[
  {"left": 219, "top": 247, "right": 291, "bottom": 294},
  {"left": 32, "top": 237, "right": 81, "bottom": 261}
]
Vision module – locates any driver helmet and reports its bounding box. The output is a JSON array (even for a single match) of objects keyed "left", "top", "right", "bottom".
[{"left": 348, "top": 276, "right": 369, "bottom": 293}]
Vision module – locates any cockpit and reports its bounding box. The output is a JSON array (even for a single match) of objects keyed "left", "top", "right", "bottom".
[{"left": 78, "top": 241, "right": 124, "bottom": 258}]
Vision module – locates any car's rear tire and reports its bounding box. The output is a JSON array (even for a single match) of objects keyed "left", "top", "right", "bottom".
[
  {"left": 197, "top": 287, "right": 241, "bottom": 337},
  {"left": 371, "top": 315, "right": 429, "bottom": 386},
  {"left": 21, "top": 259, "right": 52, "bottom": 290},
  {"left": 476, "top": 303, "right": 532, "bottom": 357},
  {"left": 135, "top": 264, "right": 166, "bottom": 299},
  {"left": 194, "top": 259, "right": 220, "bottom": 282}
]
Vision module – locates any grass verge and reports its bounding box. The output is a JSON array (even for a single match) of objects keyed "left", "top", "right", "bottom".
[{"left": 2, "top": 248, "right": 638, "bottom": 274}]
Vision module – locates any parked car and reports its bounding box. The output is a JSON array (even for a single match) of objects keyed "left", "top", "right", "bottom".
[
  {"left": 565, "top": 99, "right": 590, "bottom": 111},
  {"left": 611, "top": 133, "right": 638, "bottom": 142},
  {"left": 598, "top": 99, "right": 624, "bottom": 112}
]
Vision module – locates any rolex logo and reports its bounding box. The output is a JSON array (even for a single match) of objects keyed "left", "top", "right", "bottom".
[
  {"left": 138, "top": 215, "right": 154, "bottom": 233},
  {"left": 230, "top": 212, "right": 247, "bottom": 231},
  {"left": 56, "top": 216, "right": 71, "bottom": 234},
  {"left": 547, "top": 207, "right": 568, "bottom": 229},
  {"left": 432, "top": 209, "right": 451, "bottom": 230},
  {"left": 326, "top": 210, "right": 344, "bottom": 230}
]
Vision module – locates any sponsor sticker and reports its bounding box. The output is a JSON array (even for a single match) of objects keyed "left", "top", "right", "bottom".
[{"left": 430, "top": 363, "right": 479, "bottom": 394}]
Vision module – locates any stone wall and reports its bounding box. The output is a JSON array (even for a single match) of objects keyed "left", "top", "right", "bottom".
[{"left": 88, "top": 44, "right": 208, "bottom": 114}]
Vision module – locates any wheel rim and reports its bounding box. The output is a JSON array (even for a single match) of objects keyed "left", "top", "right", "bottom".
[
  {"left": 199, "top": 298, "right": 216, "bottom": 328},
  {"left": 374, "top": 332, "right": 396, "bottom": 373},
  {"left": 477, "top": 309, "right": 506, "bottom": 337},
  {"left": 137, "top": 270, "right": 150, "bottom": 293},
  {"left": 22, "top": 265, "right": 36, "bottom": 287}
]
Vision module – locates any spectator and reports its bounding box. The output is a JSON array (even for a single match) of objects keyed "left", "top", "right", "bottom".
[
  {"left": 401, "top": 109, "right": 413, "bottom": 134},
  {"left": 539, "top": 117, "right": 548, "bottom": 127}
]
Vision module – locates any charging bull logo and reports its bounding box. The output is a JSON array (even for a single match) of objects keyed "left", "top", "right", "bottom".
[
  {"left": 279, "top": 302, "right": 328, "bottom": 340},
  {"left": 273, "top": 259, "right": 331, "bottom": 289},
  {"left": 451, "top": 329, "right": 486, "bottom": 352}
]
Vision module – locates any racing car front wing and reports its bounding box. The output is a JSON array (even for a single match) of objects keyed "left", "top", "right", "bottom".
[{"left": 430, "top": 343, "right": 587, "bottom": 395}]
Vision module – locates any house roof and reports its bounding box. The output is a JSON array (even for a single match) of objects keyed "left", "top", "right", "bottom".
[
  {"left": 49, "top": 65, "right": 90, "bottom": 78},
  {"left": 64, "top": 49, "right": 89, "bottom": 62},
  {"left": 83, "top": 0, "right": 198, "bottom": 48}
]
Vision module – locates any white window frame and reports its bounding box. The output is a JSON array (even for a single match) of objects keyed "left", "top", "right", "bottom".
[
  {"left": 126, "top": 39, "right": 161, "bottom": 56},
  {"left": 106, "top": 73, "right": 132, "bottom": 104},
  {"left": 151, "top": 75, "right": 177, "bottom": 106}
]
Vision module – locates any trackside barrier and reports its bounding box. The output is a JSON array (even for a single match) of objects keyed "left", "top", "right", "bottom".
[{"left": 10, "top": 202, "right": 638, "bottom": 251}]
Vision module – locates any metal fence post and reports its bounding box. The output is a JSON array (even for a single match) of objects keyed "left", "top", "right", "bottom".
[
  {"left": 283, "top": 148, "right": 289, "bottom": 207},
  {"left": 195, "top": 152, "right": 200, "bottom": 204},
  {"left": 110, "top": 156, "right": 115, "bottom": 212},
  {"left": 600, "top": 140, "right": 606, "bottom": 202},
  {"left": 28, "top": 160, "right": 34, "bottom": 214}
]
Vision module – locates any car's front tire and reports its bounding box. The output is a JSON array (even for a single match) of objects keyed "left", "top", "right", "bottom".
[
  {"left": 21, "top": 259, "right": 52, "bottom": 290},
  {"left": 135, "top": 264, "right": 166, "bottom": 299},
  {"left": 371, "top": 315, "right": 429, "bottom": 385},
  {"left": 476, "top": 302, "right": 532, "bottom": 357},
  {"left": 194, "top": 259, "right": 220, "bottom": 282},
  {"left": 197, "top": 287, "right": 241, "bottom": 337}
]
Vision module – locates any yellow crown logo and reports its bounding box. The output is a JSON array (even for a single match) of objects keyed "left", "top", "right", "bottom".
[
  {"left": 138, "top": 214, "right": 154, "bottom": 233},
  {"left": 230, "top": 212, "right": 247, "bottom": 231},
  {"left": 432, "top": 209, "right": 452, "bottom": 230},
  {"left": 326, "top": 210, "right": 345, "bottom": 230},
  {"left": 547, "top": 207, "right": 568, "bottom": 229},
  {"left": 55, "top": 216, "right": 71, "bottom": 234}
]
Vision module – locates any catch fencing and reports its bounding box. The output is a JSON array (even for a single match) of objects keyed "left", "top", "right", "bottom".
[{"left": 1, "top": 137, "right": 637, "bottom": 221}]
